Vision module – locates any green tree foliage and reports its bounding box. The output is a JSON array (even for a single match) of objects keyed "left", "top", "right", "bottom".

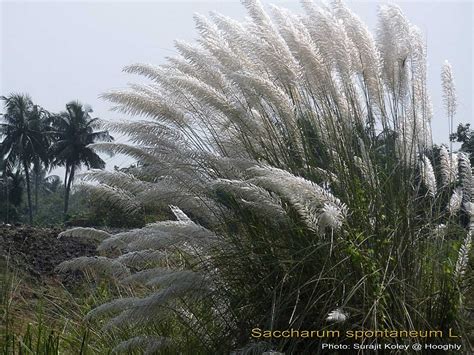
[
  {"left": 451, "top": 123, "right": 474, "bottom": 165},
  {"left": 0, "top": 166, "right": 23, "bottom": 223},
  {"left": 29, "top": 171, "right": 68, "bottom": 226},
  {"left": 1, "top": 97, "right": 112, "bottom": 225},
  {"left": 48, "top": 101, "right": 112, "bottom": 217},
  {"left": 0, "top": 94, "right": 50, "bottom": 224}
]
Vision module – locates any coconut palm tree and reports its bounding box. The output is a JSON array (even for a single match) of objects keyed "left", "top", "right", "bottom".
[
  {"left": 0, "top": 158, "right": 21, "bottom": 223},
  {"left": 32, "top": 166, "right": 62, "bottom": 194},
  {"left": 49, "top": 101, "right": 112, "bottom": 217},
  {"left": 0, "top": 167, "right": 24, "bottom": 223},
  {"left": 0, "top": 94, "right": 49, "bottom": 224}
]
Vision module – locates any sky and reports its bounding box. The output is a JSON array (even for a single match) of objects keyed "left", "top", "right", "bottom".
[{"left": 1, "top": 0, "right": 473, "bottom": 175}]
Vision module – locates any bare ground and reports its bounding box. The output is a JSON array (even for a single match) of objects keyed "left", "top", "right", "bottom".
[{"left": 0, "top": 224, "right": 97, "bottom": 279}]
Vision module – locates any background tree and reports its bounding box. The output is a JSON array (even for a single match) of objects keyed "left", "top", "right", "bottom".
[
  {"left": 451, "top": 123, "right": 474, "bottom": 165},
  {"left": 49, "top": 101, "right": 112, "bottom": 217},
  {"left": 0, "top": 94, "right": 49, "bottom": 224},
  {"left": 0, "top": 160, "right": 23, "bottom": 223}
]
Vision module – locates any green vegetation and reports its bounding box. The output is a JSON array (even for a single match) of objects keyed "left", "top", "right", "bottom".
[
  {"left": 1, "top": 258, "right": 110, "bottom": 355},
  {"left": 49, "top": 102, "right": 112, "bottom": 216},
  {"left": 0, "top": 94, "right": 50, "bottom": 224},
  {"left": 0, "top": 95, "right": 112, "bottom": 225},
  {"left": 451, "top": 123, "right": 474, "bottom": 165},
  {"left": 1, "top": 0, "right": 473, "bottom": 354}
]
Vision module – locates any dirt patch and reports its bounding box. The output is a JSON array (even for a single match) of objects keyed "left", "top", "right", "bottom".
[{"left": 0, "top": 224, "right": 97, "bottom": 279}]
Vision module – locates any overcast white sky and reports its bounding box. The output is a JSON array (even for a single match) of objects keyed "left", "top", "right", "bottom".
[{"left": 1, "top": 0, "right": 473, "bottom": 175}]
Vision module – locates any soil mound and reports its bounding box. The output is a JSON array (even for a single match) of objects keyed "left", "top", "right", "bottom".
[{"left": 0, "top": 224, "right": 96, "bottom": 278}]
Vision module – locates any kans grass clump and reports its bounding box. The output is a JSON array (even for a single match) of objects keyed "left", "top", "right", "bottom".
[{"left": 58, "top": 0, "right": 473, "bottom": 353}]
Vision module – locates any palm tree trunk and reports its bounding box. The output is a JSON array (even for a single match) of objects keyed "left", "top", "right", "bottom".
[
  {"left": 64, "top": 165, "right": 69, "bottom": 190},
  {"left": 64, "top": 165, "right": 75, "bottom": 218},
  {"left": 35, "top": 171, "right": 39, "bottom": 214},
  {"left": 4, "top": 168, "right": 9, "bottom": 223},
  {"left": 63, "top": 164, "right": 69, "bottom": 218},
  {"left": 23, "top": 160, "right": 33, "bottom": 224}
]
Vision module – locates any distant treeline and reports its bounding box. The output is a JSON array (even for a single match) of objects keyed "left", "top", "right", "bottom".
[{"left": 0, "top": 94, "right": 112, "bottom": 224}]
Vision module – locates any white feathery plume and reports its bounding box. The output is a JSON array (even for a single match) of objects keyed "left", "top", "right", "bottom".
[
  {"left": 442, "top": 60, "right": 457, "bottom": 153},
  {"left": 168, "top": 73, "right": 240, "bottom": 119},
  {"left": 203, "top": 155, "right": 256, "bottom": 180},
  {"left": 433, "top": 224, "right": 447, "bottom": 240},
  {"left": 318, "top": 203, "right": 346, "bottom": 231},
  {"left": 98, "top": 119, "right": 183, "bottom": 147},
  {"left": 146, "top": 270, "right": 205, "bottom": 288},
  {"left": 454, "top": 231, "right": 472, "bottom": 281},
  {"left": 57, "top": 227, "right": 110, "bottom": 242},
  {"left": 439, "top": 145, "right": 457, "bottom": 185},
  {"left": 78, "top": 184, "right": 141, "bottom": 214},
  {"left": 87, "top": 142, "right": 163, "bottom": 166},
  {"left": 169, "top": 205, "right": 191, "bottom": 222},
  {"left": 125, "top": 227, "right": 216, "bottom": 252},
  {"left": 126, "top": 221, "right": 217, "bottom": 252},
  {"left": 173, "top": 38, "right": 228, "bottom": 91},
  {"left": 56, "top": 256, "right": 130, "bottom": 279},
  {"left": 97, "top": 221, "right": 193, "bottom": 251},
  {"left": 98, "top": 221, "right": 217, "bottom": 252},
  {"left": 198, "top": 13, "right": 251, "bottom": 73},
  {"left": 104, "top": 281, "right": 212, "bottom": 331},
  {"left": 120, "top": 68, "right": 206, "bottom": 114},
  {"left": 248, "top": 165, "right": 348, "bottom": 231},
  {"left": 409, "top": 25, "right": 432, "bottom": 149},
  {"left": 98, "top": 228, "right": 148, "bottom": 252},
  {"left": 301, "top": 1, "right": 354, "bottom": 83},
  {"left": 354, "top": 138, "right": 376, "bottom": 185},
  {"left": 241, "top": 0, "right": 300, "bottom": 83},
  {"left": 117, "top": 250, "right": 165, "bottom": 268},
  {"left": 80, "top": 169, "right": 154, "bottom": 195},
  {"left": 330, "top": 0, "right": 383, "bottom": 110},
  {"left": 465, "top": 202, "right": 474, "bottom": 227},
  {"left": 212, "top": 179, "right": 288, "bottom": 221},
  {"left": 376, "top": 5, "right": 432, "bottom": 162},
  {"left": 269, "top": 5, "right": 333, "bottom": 105},
  {"left": 121, "top": 268, "right": 206, "bottom": 291},
  {"left": 326, "top": 308, "right": 348, "bottom": 323},
  {"left": 101, "top": 89, "right": 189, "bottom": 128},
  {"left": 230, "top": 72, "right": 296, "bottom": 126},
  {"left": 85, "top": 297, "right": 139, "bottom": 321},
  {"left": 450, "top": 153, "right": 459, "bottom": 180},
  {"left": 458, "top": 152, "right": 472, "bottom": 204},
  {"left": 121, "top": 63, "right": 167, "bottom": 83},
  {"left": 121, "top": 267, "right": 179, "bottom": 285},
  {"left": 394, "top": 115, "right": 416, "bottom": 166},
  {"left": 376, "top": 4, "right": 410, "bottom": 96},
  {"left": 448, "top": 188, "right": 463, "bottom": 215},
  {"left": 455, "top": 198, "right": 473, "bottom": 281},
  {"left": 134, "top": 186, "right": 221, "bottom": 228},
  {"left": 441, "top": 60, "right": 457, "bottom": 119},
  {"left": 102, "top": 309, "right": 136, "bottom": 331},
  {"left": 421, "top": 155, "right": 437, "bottom": 197}
]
